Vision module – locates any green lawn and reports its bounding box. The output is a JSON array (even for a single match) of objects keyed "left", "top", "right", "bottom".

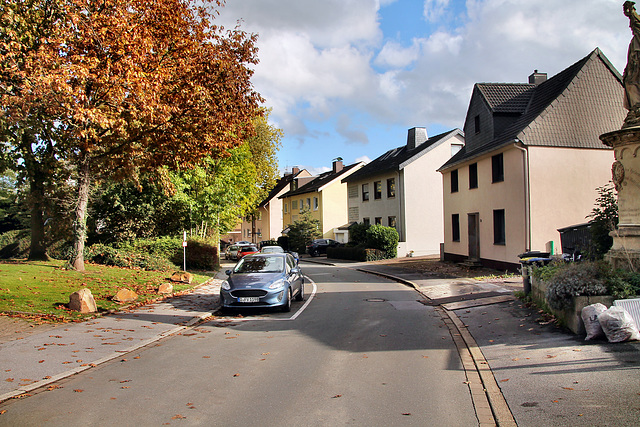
[{"left": 0, "top": 260, "right": 215, "bottom": 322}]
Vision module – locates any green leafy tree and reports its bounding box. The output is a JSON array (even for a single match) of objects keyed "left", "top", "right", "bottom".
[
  {"left": 1, "top": 0, "right": 262, "bottom": 271},
  {"left": 287, "top": 209, "right": 321, "bottom": 253},
  {"left": 587, "top": 183, "right": 618, "bottom": 259}
]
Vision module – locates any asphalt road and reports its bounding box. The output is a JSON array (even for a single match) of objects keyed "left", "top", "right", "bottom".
[{"left": 0, "top": 263, "right": 478, "bottom": 426}]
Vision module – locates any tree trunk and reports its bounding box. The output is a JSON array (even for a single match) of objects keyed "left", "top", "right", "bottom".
[
  {"left": 22, "top": 131, "right": 49, "bottom": 261},
  {"left": 28, "top": 196, "right": 48, "bottom": 261},
  {"left": 70, "top": 153, "right": 91, "bottom": 271}
]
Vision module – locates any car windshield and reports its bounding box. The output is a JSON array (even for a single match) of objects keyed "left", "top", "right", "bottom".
[
  {"left": 261, "top": 246, "right": 284, "bottom": 253},
  {"left": 241, "top": 246, "right": 258, "bottom": 252},
  {"left": 234, "top": 256, "right": 284, "bottom": 273}
]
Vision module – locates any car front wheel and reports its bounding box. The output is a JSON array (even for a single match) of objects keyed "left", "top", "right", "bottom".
[
  {"left": 295, "top": 281, "right": 304, "bottom": 301},
  {"left": 281, "top": 289, "right": 292, "bottom": 312}
]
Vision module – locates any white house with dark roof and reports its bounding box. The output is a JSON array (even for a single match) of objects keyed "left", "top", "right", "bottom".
[
  {"left": 343, "top": 127, "right": 465, "bottom": 257},
  {"left": 438, "top": 48, "right": 625, "bottom": 270}
]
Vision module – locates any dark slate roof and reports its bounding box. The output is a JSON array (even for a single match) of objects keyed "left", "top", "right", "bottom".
[
  {"left": 279, "top": 162, "right": 362, "bottom": 198},
  {"left": 476, "top": 83, "right": 535, "bottom": 113},
  {"left": 258, "top": 172, "right": 299, "bottom": 208},
  {"left": 343, "top": 129, "right": 463, "bottom": 183},
  {"left": 439, "top": 48, "right": 624, "bottom": 171}
]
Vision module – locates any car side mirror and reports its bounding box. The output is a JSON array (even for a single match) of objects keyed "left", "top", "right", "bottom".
[
  {"left": 291, "top": 267, "right": 300, "bottom": 274},
  {"left": 225, "top": 270, "right": 232, "bottom": 276}
]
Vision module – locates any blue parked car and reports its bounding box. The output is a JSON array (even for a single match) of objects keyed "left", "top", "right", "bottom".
[{"left": 220, "top": 253, "right": 304, "bottom": 312}]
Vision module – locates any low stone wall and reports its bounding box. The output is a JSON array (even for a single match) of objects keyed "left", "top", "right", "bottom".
[{"left": 531, "top": 276, "right": 614, "bottom": 335}]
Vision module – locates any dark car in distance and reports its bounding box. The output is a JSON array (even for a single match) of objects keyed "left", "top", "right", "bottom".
[
  {"left": 220, "top": 253, "right": 304, "bottom": 312},
  {"left": 306, "top": 238, "right": 342, "bottom": 257}
]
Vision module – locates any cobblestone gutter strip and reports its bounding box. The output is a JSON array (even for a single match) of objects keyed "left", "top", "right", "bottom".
[{"left": 356, "top": 267, "right": 516, "bottom": 427}]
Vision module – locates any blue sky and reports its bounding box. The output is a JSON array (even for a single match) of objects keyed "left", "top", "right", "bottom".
[{"left": 217, "top": 0, "right": 630, "bottom": 175}]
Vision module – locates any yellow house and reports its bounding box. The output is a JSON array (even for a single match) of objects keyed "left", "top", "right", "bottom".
[
  {"left": 438, "top": 48, "right": 625, "bottom": 270},
  {"left": 280, "top": 160, "right": 364, "bottom": 242},
  {"left": 239, "top": 168, "right": 311, "bottom": 244}
]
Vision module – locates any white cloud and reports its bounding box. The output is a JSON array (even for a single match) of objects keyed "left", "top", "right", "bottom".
[
  {"left": 214, "top": 0, "right": 631, "bottom": 166},
  {"left": 423, "top": 0, "right": 450, "bottom": 23},
  {"left": 375, "top": 40, "right": 420, "bottom": 68},
  {"left": 355, "top": 155, "right": 372, "bottom": 164}
]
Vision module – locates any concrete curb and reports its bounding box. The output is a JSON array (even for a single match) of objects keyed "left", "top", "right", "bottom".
[{"left": 356, "top": 267, "right": 517, "bottom": 427}]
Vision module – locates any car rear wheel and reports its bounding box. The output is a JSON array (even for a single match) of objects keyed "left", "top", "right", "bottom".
[{"left": 281, "top": 289, "right": 292, "bottom": 312}]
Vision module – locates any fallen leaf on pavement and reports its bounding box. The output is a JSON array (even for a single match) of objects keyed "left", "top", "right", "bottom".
[
  {"left": 545, "top": 355, "right": 557, "bottom": 359},
  {"left": 402, "top": 413, "right": 411, "bottom": 416},
  {"left": 171, "top": 415, "right": 186, "bottom": 420},
  {"left": 233, "top": 373, "right": 240, "bottom": 377},
  {"left": 561, "top": 387, "right": 574, "bottom": 390},
  {"left": 73, "top": 389, "right": 83, "bottom": 393},
  {"left": 332, "top": 394, "right": 342, "bottom": 398},
  {"left": 500, "top": 379, "right": 509, "bottom": 382},
  {"left": 0, "top": 410, "right": 6, "bottom": 415}
]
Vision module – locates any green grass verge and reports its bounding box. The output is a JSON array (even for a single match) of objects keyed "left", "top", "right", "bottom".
[{"left": 0, "top": 260, "right": 215, "bottom": 323}]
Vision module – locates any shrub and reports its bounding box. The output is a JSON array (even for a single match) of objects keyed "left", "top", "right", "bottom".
[
  {"left": 365, "top": 248, "right": 387, "bottom": 261},
  {"left": 543, "top": 261, "right": 608, "bottom": 310},
  {"left": 365, "top": 225, "right": 399, "bottom": 258},
  {"left": 348, "top": 222, "right": 370, "bottom": 245},
  {"left": 328, "top": 245, "right": 367, "bottom": 261},
  {"left": 173, "top": 239, "right": 218, "bottom": 271},
  {"left": 85, "top": 243, "right": 176, "bottom": 271}
]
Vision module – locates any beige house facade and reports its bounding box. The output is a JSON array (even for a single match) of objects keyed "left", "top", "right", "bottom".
[
  {"left": 439, "top": 48, "right": 625, "bottom": 270},
  {"left": 239, "top": 168, "right": 311, "bottom": 244},
  {"left": 280, "top": 160, "right": 364, "bottom": 242},
  {"left": 343, "top": 128, "right": 465, "bottom": 256}
]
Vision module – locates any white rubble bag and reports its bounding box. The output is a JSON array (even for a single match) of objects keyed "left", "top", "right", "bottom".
[
  {"left": 598, "top": 306, "right": 640, "bottom": 343},
  {"left": 581, "top": 303, "right": 607, "bottom": 340}
]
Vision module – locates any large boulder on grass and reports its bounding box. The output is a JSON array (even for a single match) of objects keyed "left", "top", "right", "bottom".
[
  {"left": 113, "top": 288, "right": 138, "bottom": 303},
  {"left": 170, "top": 271, "right": 194, "bottom": 284},
  {"left": 68, "top": 288, "right": 97, "bottom": 313},
  {"left": 158, "top": 283, "right": 174, "bottom": 295}
]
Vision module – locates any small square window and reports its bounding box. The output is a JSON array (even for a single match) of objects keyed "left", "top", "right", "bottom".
[
  {"left": 474, "top": 115, "right": 481, "bottom": 134},
  {"left": 452, "top": 214, "right": 460, "bottom": 242},
  {"left": 387, "top": 178, "right": 396, "bottom": 198},
  {"left": 469, "top": 163, "right": 478, "bottom": 189},
  {"left": 374, "top": 181, "right": 382, "bottom": 199},
  {"left": 451, "top": 170, "right": 459, "bottom": 193},
  {"left": 388, "top": 216, "right": 397, "bottom": 228},
  {"left": 492, "top": 153, "right": 504, "bottom": 183},
  {"left": 374, "top": 217, "right": 382, "bottom": 225},
  {"left": 362, "top": 183, "right": 370, "bottom": 201},
  {"left": 493, "top": 209, "right": 505, "bottom": 245}
]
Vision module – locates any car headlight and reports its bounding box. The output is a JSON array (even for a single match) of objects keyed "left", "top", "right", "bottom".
[
  {"left": 268, "top": 279, "right": 285, "bottom": 289},
  {"left": 221, "top": 280, "right": 230, "bottom": 290}
]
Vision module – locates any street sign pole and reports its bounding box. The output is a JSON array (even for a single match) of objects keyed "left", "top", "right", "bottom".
[{"left": 183, "top": 231, "right": 187, "bottom": 271}]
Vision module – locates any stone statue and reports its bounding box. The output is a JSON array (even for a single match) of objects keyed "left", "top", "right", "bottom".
[{"left": 623, "top": 1, "right": 640, "bottom": 126}]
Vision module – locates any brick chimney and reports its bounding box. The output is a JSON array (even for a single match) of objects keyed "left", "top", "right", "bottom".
[
  {"left": 333, "top": 159, "right": 343, "bottom": 173},
  {"left": 528, "top": 70, "right": 547, "bottom": 85},
  {"left": 292, "top": 166, "right": 299, "bottom": 175},
  {"left": 407, "top": 127, "right": 428, "bottom": 150}
]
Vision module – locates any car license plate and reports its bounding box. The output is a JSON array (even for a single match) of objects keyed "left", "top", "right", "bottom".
[{"left": 238, "top": 297, "right": 259, "bottom": 303}]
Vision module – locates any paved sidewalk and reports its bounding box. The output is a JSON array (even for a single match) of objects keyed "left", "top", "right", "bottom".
[
  {"left": 0, "top": 278, "right": 222, "bottom": 402},
  {"left": 355, "top": 262, "right": 640, "bottom": 427}
]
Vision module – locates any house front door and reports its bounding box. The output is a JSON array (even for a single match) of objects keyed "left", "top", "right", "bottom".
[{"left": 468, "top": 213, "right": 480, "bottom": 261}]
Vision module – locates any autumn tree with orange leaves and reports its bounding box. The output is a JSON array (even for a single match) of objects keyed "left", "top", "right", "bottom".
[{"left": 0, "top": 0, "right": 262, "bottom": 270}]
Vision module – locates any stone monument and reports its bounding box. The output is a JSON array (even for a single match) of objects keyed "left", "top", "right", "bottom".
[{"left": 599, "top": 1, "right": 640, "bottom": 269}]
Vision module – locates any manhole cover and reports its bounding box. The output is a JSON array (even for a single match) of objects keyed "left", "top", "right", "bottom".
[{"left": 365, "top": 298, "right": 386, "bottom": 302}]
